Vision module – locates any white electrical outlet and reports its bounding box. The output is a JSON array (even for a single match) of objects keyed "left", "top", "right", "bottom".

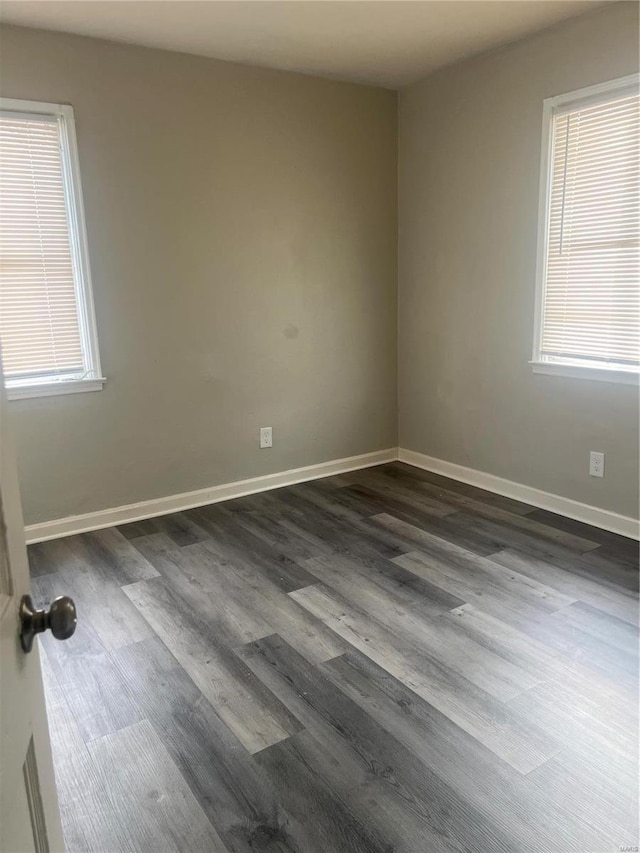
[
  {"left": 589, "top": 451, "right": 605, "bottom": 478},
  {"left": 260, "top": 427, "right": 272, "bottom": 449}
]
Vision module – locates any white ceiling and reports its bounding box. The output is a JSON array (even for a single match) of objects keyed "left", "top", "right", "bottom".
[{"left": 0, "top": 0, "right": 608, "bottom": 88}]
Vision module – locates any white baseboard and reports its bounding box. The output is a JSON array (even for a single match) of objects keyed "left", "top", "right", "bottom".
[
  {"left": 25, "top": 445, "right": 639, "bottom": 544},
  {"left": 25, "top": 448, "right": 398, "bottom": 544},
  {"left": 398, "top": 448, "right": 639, "bottom": 541}
]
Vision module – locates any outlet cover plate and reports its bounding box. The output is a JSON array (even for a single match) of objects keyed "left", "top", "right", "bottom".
[
  {"left": 589, "top": 451, "right": 604, "bottom": 478},
  {"left": 260, "top": 427, "right": 273, "bottom": 449}
]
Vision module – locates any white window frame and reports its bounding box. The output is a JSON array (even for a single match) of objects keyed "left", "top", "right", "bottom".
[
  {"left": 531, "top": 74, "right": 640, "bottom": 386},
  {"left": 0, "top": 97, "right": 105, "bottom": 400}
]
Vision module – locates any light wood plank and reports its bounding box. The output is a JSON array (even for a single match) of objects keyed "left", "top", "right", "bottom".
[
  {"left": 33, "top": 573, "right": 144, "bottom": 742},
  {"left": 305, "top": 554, "right": 540, "bottom": 700},
  {"left": 491, "top": 547, "right": 639, "bottom": 625},
  {"left": 243, "top": 635, "right": 516, "bottom": 853},
  {"left": 414, "top": 479, "right": 600, "bottom": 554},
  {"left": 391, "top": 541, "right": 576, "bottom": 618},
  {"left": 323, "top": 649, "right": 629, "bottom": 853},
  {"left": 548, "top": 600, "right": 639, "bottom": 655},
  {"left": 290, "top": 583, "right": 561, "bottom": 774},
  {"left": 122, "top": 576, "right": 303, "bottom": 753},
  {"left": 40, "top": 647, "right": 138, "bottom": 853},
  {"left": 132, "top": 533, "right": 274, "bottom": 646},
  {"left": 88, "top": 720, "right": 228, "bottom": 852},
  {"left": 67, "top": 527, "right": 160, "bottom": 584},
  {"left": 112, "top": 636, "right": 301, "bottom": 852}
]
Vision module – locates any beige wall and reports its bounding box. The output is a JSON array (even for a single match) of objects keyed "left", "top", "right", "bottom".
[
  {"left": 3, "top": 6, "right": 638, "bottom": 527},
  {"left": 399, "top": 2, "right": 640, "bottom": 519},
  {"left": 0, "top": 25, "right": 398, "bottom": 525}
]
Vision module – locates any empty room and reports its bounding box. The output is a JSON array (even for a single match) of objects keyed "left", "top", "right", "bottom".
[{"left": 0, "top": 1, "right": 638, "bottom": 851}]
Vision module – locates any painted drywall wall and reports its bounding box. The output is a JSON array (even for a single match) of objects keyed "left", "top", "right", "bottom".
[
  {"left": 399, "top": 1, "right": 640, "bottom": 519},
  {"left": 0, "top": 25, "right": 398, "bottom": 525}
]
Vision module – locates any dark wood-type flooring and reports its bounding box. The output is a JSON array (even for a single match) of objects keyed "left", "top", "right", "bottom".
[{"left": 29, "top": 462, "right": 639, "bottom": 853}]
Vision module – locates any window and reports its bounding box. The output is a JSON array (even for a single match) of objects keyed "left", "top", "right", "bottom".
[
  {"left": 0, "top": 99, "right": 103, "bottom": 399},
  {"left": 532, "top": 75, "right": 639, "bottom": 383}
]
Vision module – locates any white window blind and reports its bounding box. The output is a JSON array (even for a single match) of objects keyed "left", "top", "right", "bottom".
[
  {"left": 0, "top": 100, "right": 103, "bottom": 399},
  {"left": 534, "top": 76, "right": 640, "bottom": 381}
]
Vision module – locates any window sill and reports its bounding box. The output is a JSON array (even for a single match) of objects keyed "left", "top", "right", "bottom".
[
  {"left": 6, "top": 378, "right": 106, "bottom": 400},
  {"left": 530, "top": 361, "right": 639, "bottom": 385}
]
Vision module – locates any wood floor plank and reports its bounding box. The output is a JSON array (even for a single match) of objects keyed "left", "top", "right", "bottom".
[
  {"left": 140, "top": 533, "right": 345, "bottom": 665},
  {"left": 304, "top": 554, "right": 540, "bottom": 700},
  {"left": 525, "top": 745, "right": 639, "bottom": 846},
  {"left": 327, "top": 468, "right": 458, "bottom": 520},
  {"left": 64, "top": 527, "right": 161, "bottom": 584},
  {"left": 526, "top": 753, "right": 638, "bottom": 851},
  {"left": 184, "top": 505, "right": 319, "bottom": 592},
  {"left": 579, "top": 546, "right": 640, "bottom": 589},
  {"left": 290, "top": 583, "right": 561, "bottom": 773},
  {"left": 35, "top": 554, "right": 154, "bottom": 651},
  {"left": 414, "top": 479, "right": 600, "bottom": 554},
  {"left": 239, "top": 634, "right": 441, "bottom": 853},
  {"left": 526, "top": 508, "right": 639, "bottom": 556},
  {"left": 87, "top": 719, "right": 228, "bottom": 852},
  {"left": 32, "top": 572, "right": 144, "bottom": 742},
  {"left": 116, "top": 511, "right": 210, "bottom": 547},
  {"left": 548, "top": 600, "right": 639, "bottom": 655},
  {"left": 358, "top": 494, "right": 504, "bottom": 555},
  {"left": 275, "top": 502, "right": 414, "bottom": 566},
  {"left": 207, "top": 494, "right": 340, "bottom": 563},
  {"left": 193, "top": 542, "right": 346, "bottom": 664},
  {"left": 444, "top": 604, "right": 637, "bottom": 716},
  {"left": 507, "top": 675, "right": 638, "bottom": 768},
  {"left": 304, "top": 549, "right": 463, "bottom": 616},
  {"left": 225, "top": 506, "right": 335, "bottom": 563},
  {"left": 40, "top": 629, "right": 144, "bottom": 742},
  {"left": 242, "top": 634, "right": 518, "bottom": 853},
  {"left": 441, "top": 509, "right": 601, "bottom": 562},
  {"left": 131, "top": 533, "right": 274, "bottom": 647},
  {"left": 29, "top": 461, "right": 638, "bottom": 853},
  {"left": 357, "top": 468, "right": 572, "bottom": 545},
  {"left": 357, "top": 468, "right": 596, "bottom": 561},
  {"left": 312, "top": 471, "right": 366, "bottom": 489},
  {"left": 310, "top": 477, "right": 411, "bottom": 519},
  {"left": 28, "top": 539, "right": 68, "bottom": 578},
  {"left": 267, "top": 484, "right": 410, "bottom": 561},
  {"left": 390, "top": 539, "right": 576, "bottom": 618},
  {"left": 122, "top": 576, "right": 304, "bottom": 753},
  {"left": 495, "top": 604, "right": 639, "bottom": 691},
  {"left": 322, "top": 649, "right": 621, "bottom": 853},
  {"left": 370, "top": 463, "right": 537, "bottom": 516},
  {"left": 349, "top": 481, "right": 494, "bottom": 547},
  {"left": 254, "top": 734, "right": 395, "bottom": 853},
  {"left": 240, "top": 648, "right": 455, "bottom": 853},
  {"left": 39, "top": 647, "right": 139, "bottom": 853},
  {"left": 112, "top": 636, "right": 301, "bottom": 853},
  {"left": 444, "top": 604, "right": 561, "bottom": 680},
  {"left": 491, "top": 547, "right": 639, "bottom": 625},
  {"left": 264, "top": 729, "right": 454, "bottom": 853},
  {"left": 591, "top": 542, "right": 639, "bottom": 571}
]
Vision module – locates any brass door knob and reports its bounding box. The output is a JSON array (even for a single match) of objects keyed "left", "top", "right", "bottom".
[{"left": 19, "top": 594, "right": 77, "bottom": 653}]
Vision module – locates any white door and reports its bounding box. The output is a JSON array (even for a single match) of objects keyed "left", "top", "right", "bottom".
[{"left": 0, "top": 369, "right": 65, "bottom": 853}]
